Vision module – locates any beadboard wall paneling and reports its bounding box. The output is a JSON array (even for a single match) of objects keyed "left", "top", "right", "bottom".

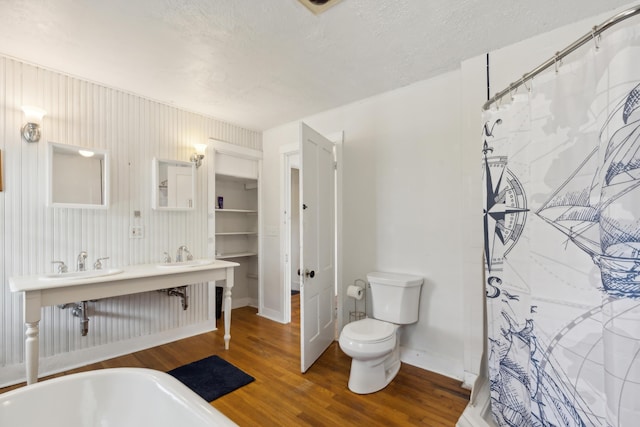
[{"left": 0, "top": 56, "right": 261, "bottom": 386}]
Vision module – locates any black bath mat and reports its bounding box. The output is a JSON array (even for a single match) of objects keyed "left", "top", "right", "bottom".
[{"left": 168, "top": 355, "right": 254, "bottom": 402}]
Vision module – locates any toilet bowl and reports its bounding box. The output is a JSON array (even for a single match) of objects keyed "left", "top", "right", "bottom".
[
  {"left": 339, "top": 271, "right": 424, "bottom": 394},
  {"left": 339, "top": 318, "right": 400, "bottom": 394}
]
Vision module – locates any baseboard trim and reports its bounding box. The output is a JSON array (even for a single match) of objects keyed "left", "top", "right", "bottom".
[
  {"left": 456, "top": 374, "right": 494, "bottom": 427},
  {"left": 0, "top": 320, "right": 216, "bottom": 388},
  {"left": 257, "top": 308, "right": 286, "bottom": 324},
  {"left": 462, "top": 371, "right": 478, "bottom": 390},
  {"left": 400, "top": 346, "right": 464, "bottom": 381}
]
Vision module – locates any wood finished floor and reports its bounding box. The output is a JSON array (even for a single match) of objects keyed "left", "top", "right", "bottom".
[{"left": 1, "top": 295, "right": 470, "bottom": 426}]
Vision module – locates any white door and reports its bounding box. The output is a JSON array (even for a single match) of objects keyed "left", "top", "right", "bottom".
[{"left": 300, "top": 122, "right": 336, "bottom": 373}]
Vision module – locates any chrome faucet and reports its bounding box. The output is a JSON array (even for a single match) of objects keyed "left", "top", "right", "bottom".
[
  {"left": 51, "top": 261, "right": 68, "bottom": 274},
  {"left": 93, "top": 257, "right": 109, "bottom": 270},
  {"left": 77, "top": 251, "right": 88, "bottom": 271},
  {"left": 176, "top": 246, "right": 193, "bottom": 262}
]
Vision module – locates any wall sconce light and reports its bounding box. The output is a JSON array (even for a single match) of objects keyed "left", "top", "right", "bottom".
[
  {"left": 190, "top": 143, "right": 207, "bottom": 168},
  {"left": 21, "top": 106, "right": 47, "bottom": 143}
]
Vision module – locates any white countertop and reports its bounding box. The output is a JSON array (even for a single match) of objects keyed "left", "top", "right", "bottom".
[{"left": 9, "top": 259, "right": 240, "bottom": 293}]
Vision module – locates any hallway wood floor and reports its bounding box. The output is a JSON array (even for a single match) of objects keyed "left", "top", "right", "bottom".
[{"left": 1, "top": 295, "right": 470, "bottom": 426}]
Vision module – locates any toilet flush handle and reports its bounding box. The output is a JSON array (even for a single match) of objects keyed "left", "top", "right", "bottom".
[{"left": 304, "top": 269, "right": 315, "bottom": 278}]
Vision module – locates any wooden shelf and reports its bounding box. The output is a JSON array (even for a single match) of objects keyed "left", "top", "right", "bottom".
[
  {"left": 215, "top": 173, "right": 258, "bottom": 186},
  {"left": 214, "top": 156, "right": 260, "bottom": 294},
  {"left": 215, "top": 231, "right": 257, "bottom": 236},
  {"left": 215, "top": 208, "right": 258, "bottom": 213},
  {"left": 216, "top": 252, "right": 258, "bottom": 259}
]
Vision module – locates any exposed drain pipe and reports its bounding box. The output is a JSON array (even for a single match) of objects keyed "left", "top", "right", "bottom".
[
  {"left": 76, "top": 301, "right": 89, "bottom": 336},
  {"left": 59, "top": 285, "right": 190, "bottom": 337},
  {"left": 58, "top": 301, "right": 90, "bottom": 336},
  {"left": 159, "top": 286, "right": 189, "bottom": 310}
]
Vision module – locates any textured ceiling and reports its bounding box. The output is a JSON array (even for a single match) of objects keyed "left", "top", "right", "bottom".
[{"left": 0, "top": 0, "right": 634, "bottom": 130}]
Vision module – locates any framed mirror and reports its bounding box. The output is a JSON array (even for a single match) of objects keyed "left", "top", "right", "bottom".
[
  {"left": 48, "top": 142, "right": 109, "bottom": 209},
  {"left": 152, "top": 158, "right": 195, "bottom": 210}
]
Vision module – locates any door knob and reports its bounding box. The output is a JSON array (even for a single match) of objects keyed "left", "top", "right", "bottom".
[{"left": 304, "top": 269, "right": 315, "bottom": 278}]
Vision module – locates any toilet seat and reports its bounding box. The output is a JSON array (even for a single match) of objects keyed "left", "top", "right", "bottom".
[{"left": 342, "top": 318, "right": 396, "bottom": 343}]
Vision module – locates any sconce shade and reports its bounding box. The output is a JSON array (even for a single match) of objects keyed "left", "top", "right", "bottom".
[
  {"left": 21, "top": 106, "right": 47, "bottom": 143},
  {"left": 21, "top": 106, "right": 46, "bottom": 124},
  {"left": 194, "top": 143, "right": 207, "bottom": 155}
]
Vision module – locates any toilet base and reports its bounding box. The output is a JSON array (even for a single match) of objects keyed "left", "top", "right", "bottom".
[{"left": 347, "top": 345, "right": 401, "bottom": 394}]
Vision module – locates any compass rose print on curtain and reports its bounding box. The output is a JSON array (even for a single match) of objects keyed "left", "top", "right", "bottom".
[{"left": 482, "top": 24, "right": 640, "bottom": 427}]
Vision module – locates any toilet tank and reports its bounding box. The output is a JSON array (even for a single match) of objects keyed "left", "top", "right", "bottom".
[{"left": 367, "top": 271, "right": 424, "bottom": 324}]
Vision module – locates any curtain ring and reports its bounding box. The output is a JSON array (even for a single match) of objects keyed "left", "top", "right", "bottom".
[
  {"left": 521, "top": 77, "right": 531, "bottom": 94},
  {"left": 592, "top": 26, "right": 601, "bottom": 50},
  {"left": 509, "top": 83, "right": 516, "bottom": 101},
  {"left": 554, "top": 52, "right": 562, "bottom": 73}
]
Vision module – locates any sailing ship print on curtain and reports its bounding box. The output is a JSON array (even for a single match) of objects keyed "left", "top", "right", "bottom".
[{"left": 483, "top": 24, "right": 640, "bottom": 427}]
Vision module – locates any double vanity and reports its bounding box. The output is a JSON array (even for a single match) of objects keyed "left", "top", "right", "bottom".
[
  {"left": 8, "top": 141, "right": 248, "bottom": 386},
  {"left": 9, "top": 259, "right": 239, "bottom": 385}
]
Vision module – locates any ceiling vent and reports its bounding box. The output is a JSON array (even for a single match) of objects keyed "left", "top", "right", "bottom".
[{"left": 297, "top": 0, "right": 343, "bottom": 15}]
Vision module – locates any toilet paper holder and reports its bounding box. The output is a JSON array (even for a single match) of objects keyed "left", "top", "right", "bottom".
[{"left": 348, "top": 279, "right": 367, "bottom": 323}]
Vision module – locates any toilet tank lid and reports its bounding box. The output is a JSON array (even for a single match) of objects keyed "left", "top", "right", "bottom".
[{"left": 366, "top": 271, "right": 423, "bottom": 287}]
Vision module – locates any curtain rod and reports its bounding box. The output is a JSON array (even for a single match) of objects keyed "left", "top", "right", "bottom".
[{"left": 483, "top": 3, "right": 640, "bottom": 110}]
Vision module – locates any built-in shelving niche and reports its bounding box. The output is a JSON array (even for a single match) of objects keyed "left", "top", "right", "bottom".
[{"left": 211, "top": 140, "right": 262, "bottom": 311}]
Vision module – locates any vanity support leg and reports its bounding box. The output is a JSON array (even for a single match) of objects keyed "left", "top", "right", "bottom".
[
  {"left": 24, "top": 290, "right": 42, "bottom": 385},
  {"left": 25, "top": 322, "right": 40, "bottom": 385},
  {"left": 224, "top": 267, "right": 234, "bottom": 350}
]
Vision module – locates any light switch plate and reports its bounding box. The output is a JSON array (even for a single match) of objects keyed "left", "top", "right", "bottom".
[{"left": 130, "top": 225, "right": 144, "bottom": 238}]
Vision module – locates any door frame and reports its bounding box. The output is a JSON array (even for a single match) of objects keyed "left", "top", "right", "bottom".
[
  {"left": 279, "top": 132, "right": 343, "bottom": 330},
  {"left": 280, "top": 143, "right": 299, "bottom": 323}
]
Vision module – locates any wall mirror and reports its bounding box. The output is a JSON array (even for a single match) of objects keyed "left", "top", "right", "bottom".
[
  {"left": 152, "top": 158, "right": 195, "bottom": 210},
  {"left": 48, "top": 142, "right": 109, "bottom": 209}
]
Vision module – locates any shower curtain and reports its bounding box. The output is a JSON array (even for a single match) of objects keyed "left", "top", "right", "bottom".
[{"left": 483, "top": 24, "right": 640, "bottom": 427}]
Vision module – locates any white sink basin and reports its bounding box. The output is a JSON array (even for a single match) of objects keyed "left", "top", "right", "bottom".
[
  {"left": 156, "top": 259, "right": 214, "bottom": 269},
  {"left": 39, "top": 268, "right": 124, "bottom": 281}
]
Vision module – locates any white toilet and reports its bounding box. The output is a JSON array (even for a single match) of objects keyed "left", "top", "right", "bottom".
[{"left": 339, "top": 271, "right": 423, "bottom": 394}]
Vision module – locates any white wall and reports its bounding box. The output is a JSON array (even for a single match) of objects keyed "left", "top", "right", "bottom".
[
  {"left": 0, "top": 56, "right": 261, "bottom": 386},
  {"left": 262, "top": 70, "right": 466, "bottom": 379}
]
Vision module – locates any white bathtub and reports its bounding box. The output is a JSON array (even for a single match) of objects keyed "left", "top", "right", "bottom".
[{"left": 0, "top": 368, "right": 238, "bottom": 427}]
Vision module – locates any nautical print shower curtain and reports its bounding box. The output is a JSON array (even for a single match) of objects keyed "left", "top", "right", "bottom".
[{"left": 483, "top": 24, "right": 640, "bottom": 427}]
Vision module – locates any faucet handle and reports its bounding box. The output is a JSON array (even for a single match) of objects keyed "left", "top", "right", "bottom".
[
  {"left": 76, "top": 251, "right": 88, "bottom": 272},
  {"left": 162, "top": 252, "right": 172, "bottom": 263},
  {"left": 176, "top": 246, "right": 193, "bottom": 262},
  {"left": 51, "top": 261, "right": 68, "bottom": 274},
  {"left": 93, "top": 257, "right": 109, "bottom": 270},
  {"left": 176, "top": 246, "right": 186, "bottom": 262}
]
